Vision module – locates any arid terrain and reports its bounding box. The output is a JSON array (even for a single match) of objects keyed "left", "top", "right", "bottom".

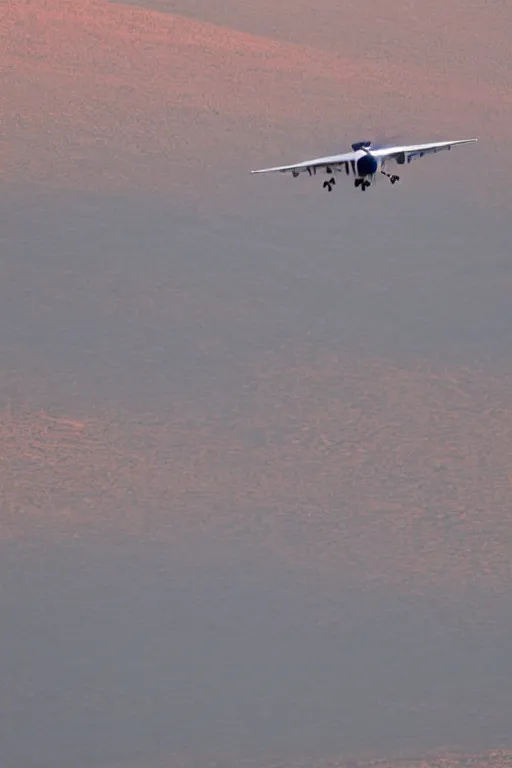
[
  {"left": 3, "top": 0, "right": 512, "bottom": 200},
  {"left": 89, "top": 751, "right": 512, "bottom": 768},
  {"left": 2, "top": 353, "right": 512, "bottom": 593},
  {"left": 1, "top": 1, "right": 512, "bottom": 766}
]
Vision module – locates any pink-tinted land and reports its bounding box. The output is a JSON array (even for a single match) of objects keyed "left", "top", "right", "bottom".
[{"left": 1, "top": 1, "right": 512, "bottom": 766}]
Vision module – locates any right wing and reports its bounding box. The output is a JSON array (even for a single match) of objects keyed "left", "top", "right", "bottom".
[
  {"left": 251, "top": 151, "right": 359, "bottom": 177},
  {"left": 371, "top": 138, "right": 478, "bottom": 163}
]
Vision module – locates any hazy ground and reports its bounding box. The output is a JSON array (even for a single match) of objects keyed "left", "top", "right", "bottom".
[{"left": 1, "top": 1, "right": 512, "bottom": 766}]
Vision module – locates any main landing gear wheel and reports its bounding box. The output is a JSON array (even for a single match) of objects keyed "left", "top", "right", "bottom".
[
  {"left": 355, "top": 179, "right": 371, "bottom": 191},
  {"left": 323, "top": 177, "right": 336, "bottom": 192},
  {"left": 381, "top": 171, "right": 400, "bottom": 185}
]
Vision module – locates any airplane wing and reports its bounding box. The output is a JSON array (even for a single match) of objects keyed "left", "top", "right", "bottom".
[
  {"left": 251, "top": 151, "right": 359, "bottom": 176},
  {"left": 250, "top": 138, "right": 477, "bottom": 181},
  {"left": 371, "top": 138, "right": 478, "bottom": 164}
]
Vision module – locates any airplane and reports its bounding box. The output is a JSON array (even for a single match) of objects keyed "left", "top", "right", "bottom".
[{"left": 251, "top": 138, "right": 478, "bottom": 192}]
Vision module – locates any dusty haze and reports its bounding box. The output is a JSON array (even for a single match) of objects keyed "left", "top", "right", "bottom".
[{"left": 1, "top": 1, "right": 512, "bottom": 766}]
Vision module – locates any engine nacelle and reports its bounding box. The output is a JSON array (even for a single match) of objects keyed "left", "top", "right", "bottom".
[{"left": 356, "top": 153, "right": 379, "bottom": 177}]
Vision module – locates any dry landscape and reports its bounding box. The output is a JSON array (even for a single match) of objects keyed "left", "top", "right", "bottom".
[
  {"left": 2, "top": 352, "right": 512, "bottom": 594},
  {"left": 88, "top": 751, "right": 512, "bottom": 768},
  {"left": 2, "top": 0, "right": 511, "bottom": 200},
  {"left": 2, "top": 0, "right": 512, "bottom": 766}
]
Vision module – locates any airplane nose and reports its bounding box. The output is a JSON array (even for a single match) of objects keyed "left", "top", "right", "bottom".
[{"left": 356, "top": 154, "right": 378, "bottom": 177}]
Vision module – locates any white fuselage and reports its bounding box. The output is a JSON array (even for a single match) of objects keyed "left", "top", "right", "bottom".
[{"left": 304, "top": 149, "right": 385, "bottom": 181}]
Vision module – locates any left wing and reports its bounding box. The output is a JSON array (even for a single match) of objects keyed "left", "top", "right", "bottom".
[
  {"left": 371, "top": 138, "right": 478, "bottom": 164},
  {"left": 251, "top": 151, "right": 359, "bottom": 177}
]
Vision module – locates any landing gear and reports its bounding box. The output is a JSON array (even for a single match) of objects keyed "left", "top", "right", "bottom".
[
  {"left": 355, "top": 178, "right": 371, "bottom": 191},
  {"left": 323, "top": 177, "right": 336, "bottom": 192},
  {"left": 381, "top": 170, "right": 400, "bottom": 185}
]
